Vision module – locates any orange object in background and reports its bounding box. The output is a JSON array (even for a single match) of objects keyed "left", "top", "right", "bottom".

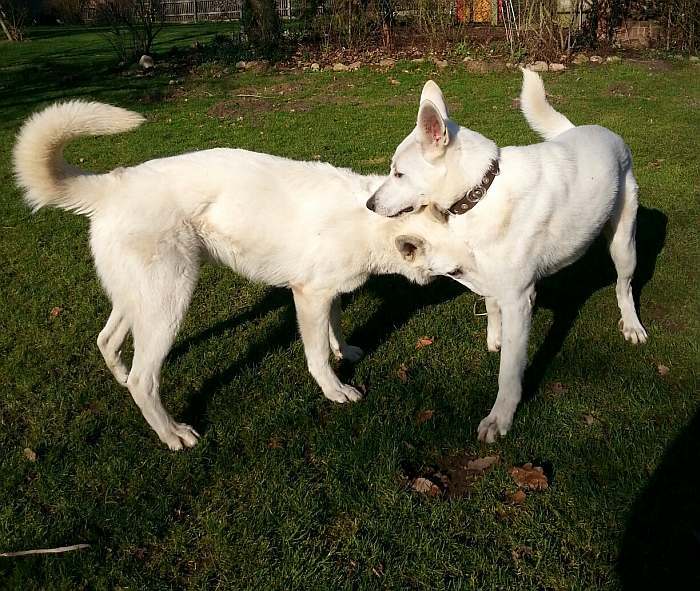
[{"left": 456, "top": 0, "right": 492, "bottom": 23}]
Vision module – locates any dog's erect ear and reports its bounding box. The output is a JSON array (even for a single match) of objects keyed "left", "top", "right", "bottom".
[
  {"left": 395, "top": 235, "right": 426, "bottom": 261},
  {"left": 420, "top": 80, "right": 449, "bottom": 119},
  {"left": 417, "top": 100, "right": 449, "bottom": 155}
]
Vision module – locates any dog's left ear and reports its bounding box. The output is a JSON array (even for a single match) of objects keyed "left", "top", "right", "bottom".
[
  {"left": 395, "top": 235, "right": 425, "bottom": 261},
  {"left": 417, "top": 100, "right": 449, "bottom": 156},
  {"left": 420, "top": 80, "right": 449, "bottom": 119}
]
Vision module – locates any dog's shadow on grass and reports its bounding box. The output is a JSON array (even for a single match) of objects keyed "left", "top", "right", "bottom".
[
  {"left": 176, "top": 206, "right": 666, "bottom": 431},
  {"left": 617, "top": 409, "right": 700, "bottom": 587},
  {"left": 174, "top": 276, "right": 464, "bottom": 431},
  {"left": 523, "top": 205, "right": 667, "bottom": 399}
]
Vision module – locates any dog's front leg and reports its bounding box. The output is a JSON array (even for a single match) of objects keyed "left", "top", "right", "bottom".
[
  {"left": 328, "top": 296, "right": 364, "bottom": 362},
  {"left": 478, "top": 287, "right": 535, "bottom": 443},
  {"left": 293, "top": 288, "right": 363, "bottom": 403}
]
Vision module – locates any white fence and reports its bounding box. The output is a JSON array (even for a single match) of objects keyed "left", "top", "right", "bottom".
[
  {"left": 162, "top": 0, "right": 293, "bottom": 22},
  {"left": 83, "top": 0, "right": 294, "bottom": 23}
]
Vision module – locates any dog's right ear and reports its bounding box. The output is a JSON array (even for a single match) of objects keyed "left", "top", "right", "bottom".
[
  {"left": 417, "top": 100, "right": 449, "bottom": 157},
  {"left": 395, "top": 235, "right": 425, "bottom": 261}
]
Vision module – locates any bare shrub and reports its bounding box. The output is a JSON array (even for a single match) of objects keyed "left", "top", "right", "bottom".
[
  {"left": 0, "top": 0, "right": 28, "bottom": 41},
  {"left": 414, "top": 0, "right": 456, "bottom": 41},
  {"left": 44, "top": 0, "right": 91, "bottom": 24},
  {"left": 622, "top": 0, "right": 698, "bottom": 52},
  {"left": 96, "top": 0, "right": 166, "bottom": 63},
  {"left": 501, "top": 0, "right": 589, "bottom": 60},
  {"left": 304, "top": 1, "right": 400, "bottom": 48}
]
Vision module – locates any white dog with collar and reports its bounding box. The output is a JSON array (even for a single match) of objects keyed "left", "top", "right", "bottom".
[{"left": 367, "top": 69, "right": 648, "bottom": 442}]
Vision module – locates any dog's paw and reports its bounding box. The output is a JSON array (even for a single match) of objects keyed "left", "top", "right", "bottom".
[
  {"left": 162, "top": 422, "right": 200, "bottom": 451},
  {"left": 618, "top": 318, "right": 648, "bottom": 345},
  {"left": 477, "top": 409, "right": 513, "bottom": 443},
  {"left": 324, "top": 384, "right": 363, "bottom": 403}
]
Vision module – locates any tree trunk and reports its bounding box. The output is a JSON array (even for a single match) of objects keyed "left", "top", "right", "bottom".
[{"left": 241, "top": 0, "right": 282, "bottom": 58}]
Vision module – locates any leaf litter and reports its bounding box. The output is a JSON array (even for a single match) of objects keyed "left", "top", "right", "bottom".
[
  {"left": 415, "top": 336, "right": 434, "bottom": 349},
  {"left": 404, "top": 452, "right": 500, "bottom": 498},
  {"left": 510, "top": 463, "right": 549, "bottom": 491},
  {"left": 416, "top": 409, "right": 434, "bottom": 425}
]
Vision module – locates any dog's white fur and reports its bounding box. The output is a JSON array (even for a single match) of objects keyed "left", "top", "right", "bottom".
[
  {"left": 13, "top": 101, "right": 467, "bottom": 450},
  {"left": 368, "top": 69, "right": 648, "bottom": 442}
]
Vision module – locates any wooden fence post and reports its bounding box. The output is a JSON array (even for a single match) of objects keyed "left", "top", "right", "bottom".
[{"left": 194, "top": 0, "right": 198, "bottom": 22}]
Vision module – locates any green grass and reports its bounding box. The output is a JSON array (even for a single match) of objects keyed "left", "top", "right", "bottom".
[{"left": 1, "top": 25, "right": 699, "bottom": 590}]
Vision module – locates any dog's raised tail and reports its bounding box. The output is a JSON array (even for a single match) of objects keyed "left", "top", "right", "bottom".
[
  {"left": 519, "top": 68, "right": 574, "bottom": 141},
  {"left": 13, "top": 100, "right": 144, "bottom": 214}
]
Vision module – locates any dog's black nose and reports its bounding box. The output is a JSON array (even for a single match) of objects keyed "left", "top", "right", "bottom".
[{"left": 366, "top": 195, "right": 376, "bottom": 211}]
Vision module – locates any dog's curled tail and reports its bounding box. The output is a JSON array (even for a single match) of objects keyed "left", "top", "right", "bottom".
[
  {"left": 13, "top": 100, "right": 144, "bottom": 215},
  {"left": 519, "top": 68, "right": 574, "bottom": 141}
]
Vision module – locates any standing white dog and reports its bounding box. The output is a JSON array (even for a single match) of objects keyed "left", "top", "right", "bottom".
[
  {"left": 13, "top": 101, "right": 468, "bottom": 450},
  {"left": 367, "top": 70, "right": 648, "bottom": 442}
]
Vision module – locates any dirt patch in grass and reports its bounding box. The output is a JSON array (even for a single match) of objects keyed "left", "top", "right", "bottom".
[
  {"left": 385, "top": 94, "right": 418, "bottom": 107},
  {"left": 626, "top": 58, "right": 675, "bottom": 72},
  {"left": 401, "top": 451, "right": 500, "bottom": 498},
  {"left": 644, "top": 301, "right": 688, "bottom": 332},
  {"left": 208, "top": 89, "right": 364, "bottom": 118},
  {"left": 607, "top": 82, "right": 636, "bottom": 97}
]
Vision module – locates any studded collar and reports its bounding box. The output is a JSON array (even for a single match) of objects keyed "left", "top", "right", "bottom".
[{"left": 448, "top": 159, "right": 500, "bottom": 216}]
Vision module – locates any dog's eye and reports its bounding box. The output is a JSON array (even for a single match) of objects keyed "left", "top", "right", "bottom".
[
  {"left": 394, "top": 171, "right": 404, "bottom": 179},
  {"left": 447, "top": 267, "right": 463, "bottom": 278}
]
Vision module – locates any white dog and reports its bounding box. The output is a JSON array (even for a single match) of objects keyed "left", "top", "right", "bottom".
[
  {"left": 367, "top": 69, "right": 648, "bottom": 442},
  {"left": 13, "top": 101, "right": 468, "bottom": 450}
]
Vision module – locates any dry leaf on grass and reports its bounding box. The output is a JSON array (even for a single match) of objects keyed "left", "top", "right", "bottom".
[
  {"left": 416, "top": 409, "right": 434, "bottom": 425},
  {"left": 50, "top": 307, "right": 62, "bottom": 318},
  {"left": 583, "top": 413, "right": 596, "bottom": 426},
  {"left": 411, "top": 477, "right": 441, "bottom": 497},
  {"left": 466, "top": 455, "right": 499, "bottom": 472},
  {"left": 396, "top": 363, "right": 409, "bottom": 383},
  {"left": 267, "top": 437, "right": 284, "bottom": 449},
  {"left": 388, "top": 78, "right": 400, "bottom": 85},
  {"left": 371, "top": 563, "right": 385, "bottom": 577},
  {"left": 549, "top": 381, "right": 568, "bottom": 395},
  {"left": 511, "top": 545, "right": 533, "bottom": 561},
  {"left": 657, "top": 364, "right": 670, "bottom": 376},
  {"left": 23, "top": 448, "right": 37, "bottom": 462},
  {"left": 506, "top": 489, "right": 527, "bottom": 504},
  {"left": 415, "top": 336, "right": 434, "bottom": 349},
  {"left": 510, "top": 463, "right": 549, "bottom": 491}
]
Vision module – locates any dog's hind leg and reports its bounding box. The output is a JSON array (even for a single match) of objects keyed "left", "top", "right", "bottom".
[
  {"left": 97, "top": 309, "right": 130, "bottom": 385},
  {"left": 294, "top": 288, "right": 362, "bottom": 403},
  {"left": 485, "top": 296, "right": 502, "bottom": 352},
  {"left": 124, "top": 257, "right": 200, "bottom": 450},
  {"left": 328, "top": 296, "right": 363, "bottom": 363},
  {"left": 605, "top": 171, "right": 648, "bottom": 345}
]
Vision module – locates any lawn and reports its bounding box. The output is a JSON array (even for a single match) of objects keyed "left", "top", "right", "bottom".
[{"left": 1, "top": 25, "right": 698, "bottom": 590}]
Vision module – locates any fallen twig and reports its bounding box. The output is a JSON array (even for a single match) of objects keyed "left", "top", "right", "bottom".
[
  {"left": 235, "top": 94, "right": 275, "bottom": 99},
  {"left": 0, "top": 544, "right": 90, "bottom": 557}
]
